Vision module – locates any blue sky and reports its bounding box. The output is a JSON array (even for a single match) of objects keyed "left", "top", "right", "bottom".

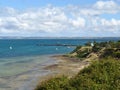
[
  {"left": 0, "top": 0, "right": 120, "bottom": 37},
  {"left": 0, "top": 0, "right": 98, "bottom": 9}
]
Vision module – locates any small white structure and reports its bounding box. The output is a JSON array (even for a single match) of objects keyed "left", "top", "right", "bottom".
[{"left": 91, "top": 43, "right": 94, "bottom": 47}]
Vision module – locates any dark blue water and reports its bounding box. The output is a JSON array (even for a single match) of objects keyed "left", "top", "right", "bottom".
[{"left": 0, "top": 38, "right": 120, "bottom": 58}]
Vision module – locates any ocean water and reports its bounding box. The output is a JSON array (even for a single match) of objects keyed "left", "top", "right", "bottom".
[
  {"left": 0, "top": 38, "right": 120, "bottom": 90},
  {"left": 0, "top": 38, "right": 120, "bottom": 58},
  {"left": 0, "top": 39, "right": 76, "bottom": 58}
]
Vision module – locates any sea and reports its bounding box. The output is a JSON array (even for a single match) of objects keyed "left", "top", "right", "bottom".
[{"left": 0, "top": 38, "right": 120, "bottom": 90}]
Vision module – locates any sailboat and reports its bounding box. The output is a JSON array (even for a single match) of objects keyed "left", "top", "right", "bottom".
[
  {"left": 67, "top": 46, "right": 70, "bottom": 48},
  {"left": 9, "top": 46, "right": 13, "bottom": 50},
  {"left": 56, "top": 48, "right": 58, "bottom": 50}
]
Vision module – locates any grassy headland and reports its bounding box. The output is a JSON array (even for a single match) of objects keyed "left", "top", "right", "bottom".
[{"left": 35, "top": 41, "right": 120, "bottom": 90}]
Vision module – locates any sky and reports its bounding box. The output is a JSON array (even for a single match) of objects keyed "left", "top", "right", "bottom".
[{"left": 0, "top": 0, "right": 120, "bottom": 37}]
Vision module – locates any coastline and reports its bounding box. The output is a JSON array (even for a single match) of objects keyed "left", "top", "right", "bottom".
[
  {"left": 0, "top": 54, "right": 90, "bottom": 90},
  {"left": 46, "top": 55, "right": 90, "bottom": 76},
  {"left": 35, "top": 54, "right": 90, "bottom": 88},
  {"left": 0, "top": 55, "right": 59, "bottom": 90}
]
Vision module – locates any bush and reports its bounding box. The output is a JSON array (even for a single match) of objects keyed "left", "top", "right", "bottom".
[
  {"left": 92, "top": 45, "right": 101, "bottom": 53},
  {"left": 100, "top": 49, "right": 114, "bottom": 58},
  {"left": 85, "top": 42, "right": 91, "bottom": 46},
  {"left": 76, "top": 48, "right": 90, "bottom": 58},
  {"left": 77, "top": 52, "right": 90, "bottom": 58},
  {"left": 35, "top": 58, "right": 120, "bottom": 90},
  {"left": 71, "top": 46, "right": 81, "bottom": 53},
  {"left": 115, "top": 42, "right": 120, "bottom": 48},
  {"left": 69, "top": 58, "right": 120, "bottom": 90},
  {"left": 35, "top": 76, "right": 69, "bottom": 90},
  {"left": 113, "top": 51, "right": 120, "bottom": 58}
]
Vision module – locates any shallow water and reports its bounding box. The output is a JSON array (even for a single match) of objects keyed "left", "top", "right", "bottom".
[{"left": 0, "top": 55, "right": 58, "bottom": 90}]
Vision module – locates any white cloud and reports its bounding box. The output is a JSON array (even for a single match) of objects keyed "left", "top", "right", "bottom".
[
  {"left": 101, "top": 18, "right": 120, "bottom": 26},
  {"left": 0, "top": 0, "right": 120, "bottom": 37},
  {"left": 94, "top": 1, "right": 118, "bottom": 9},
  {"left": 70, "top": 17, "right": 85, "bottom": 28},
  {"left": 93, "top": 0, "right": 120, "bottom": 14}
]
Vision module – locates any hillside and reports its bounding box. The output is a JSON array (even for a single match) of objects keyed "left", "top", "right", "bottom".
[
  {"left": 35, "top": 41, "right": 120, "bottom": 90},
  {"left": 70, "top": 41, "right": 120, "bottom": 59}
]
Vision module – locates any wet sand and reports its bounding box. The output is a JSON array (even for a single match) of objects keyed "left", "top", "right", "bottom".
[
  {"left": 0, "top": 55, "right": 90, "bottom": 90},
  {"left": 35, "top": 55, "right": 90, "bottom": 86},
  {"left": 0, "top": 55, "right": 58, "bottom": 90}
]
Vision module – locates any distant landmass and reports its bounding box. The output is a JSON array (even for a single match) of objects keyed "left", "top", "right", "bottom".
[{"left": 0, "top": 36, "right": 120, "bottom": 39}]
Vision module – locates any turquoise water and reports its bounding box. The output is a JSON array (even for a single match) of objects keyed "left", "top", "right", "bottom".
[
  {"left": 0, "top": 39, "right": 76, "bottom": 58},
  {"left": 0, "top": 38, "right": 120, "bottom": 90},
  {"left": 0, "top": 38, "right": 120, "bottom": 58},
  {"left": 0, "top": 55, "right": 56, "bottom": 90}
]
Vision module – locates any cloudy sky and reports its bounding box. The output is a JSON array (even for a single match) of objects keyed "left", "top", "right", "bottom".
[{"left": 0, "top": 0, "right": 120, "bottom": 37}]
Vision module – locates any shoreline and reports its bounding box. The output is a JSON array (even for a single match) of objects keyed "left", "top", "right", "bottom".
[
  {"left": 0, "top": 55, "right": 59, "bottom": 90},
  {"left": 0, "top": 54, "right": 90, "bottom": 90},
  {"left": 35, "top": 54, "right": 90, "bottom": 87}
]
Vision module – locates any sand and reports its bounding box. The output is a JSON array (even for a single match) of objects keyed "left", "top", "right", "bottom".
[{"left": 36, "top": 55, "right": 90, "bottom": 85}]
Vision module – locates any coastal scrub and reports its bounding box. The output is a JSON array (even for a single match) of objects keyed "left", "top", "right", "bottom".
[{"left": 35, "top": 41, "right": 120, "bottom": 90}]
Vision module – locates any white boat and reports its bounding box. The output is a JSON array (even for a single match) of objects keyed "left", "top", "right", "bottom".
[
  {"left": 56, "top": 48, "right": 58, "bottom": 50},
  {"left": 67, "top": 46, "right": 70, "bottom": 48},
  {"left": 9, "top": 46, "right": 13, "bottom": 50}
]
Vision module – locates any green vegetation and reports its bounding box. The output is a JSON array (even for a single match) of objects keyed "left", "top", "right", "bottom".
[
  {"left": 35, "top": 76, "right": 69, "bottom": 90},
  {"left": 71, "top": 40, "right": 120, "bottom": 59},
  {"left": 35, "top": 41, "right": 120, "bottom": 90},
  {"left": 35, "top": 58, "right": 120, "bottom": 90},
  {"left": 71, "top": 46, "right": 82, "bottom": 53},
  {"left": 76, "top": 48, "right": 90, "bottom": 58},
  {"left": 70, "top": 58, "right": 120, "bottom": 90}
]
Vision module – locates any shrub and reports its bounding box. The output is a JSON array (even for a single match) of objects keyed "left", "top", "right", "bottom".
[
  {"left": 69, "top": 58, "right": 120, "bottom": 90},
  {"left": 92, "top": 45, "right": 101, "bottom": 53},
  {"left": 85, "top": 42, "right": 91, "bottom": 46},
  {"left": 35, "top": 58, "right": 120, "bottom": 90},
  {"left": 100, "top": 48, "right": 114, "bottom": 58},
  {"left": 76, "top": 49, "right": 90, "bottom": 58},
  {"left": 71, "top": 46, "right": 82, "bottom": 53},
  {"left": 113, "top": 51, "right": 120, "bottom": 58},
  {"left": 35, "top": 76, "right": 70, "bottom": 90}
]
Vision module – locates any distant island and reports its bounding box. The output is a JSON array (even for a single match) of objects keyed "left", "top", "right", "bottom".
[
  {"left": 35, "top": 40, "right": 120, "bottom": 90},
  {"left": 0, "top": 36, "right": 120, "bottom": 39}
]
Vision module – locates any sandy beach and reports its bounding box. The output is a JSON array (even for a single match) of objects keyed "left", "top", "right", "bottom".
[
  {"left": 0, "top": 54, "right": 90, "bottom": 90},
  {"left": 35, "top": 55, "right": 90, "bottom": 86}
]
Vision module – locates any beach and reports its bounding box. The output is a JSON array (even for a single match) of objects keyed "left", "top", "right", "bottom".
[
  {"left": 0, "top": 54, "right": 88, "bottom": 90},
  {"left": 6, "top": 54, "right": 90, "bottom": 90},
  {"left": 0, "top": 55, "right": 59, "bottom": 90},
  {"left": 45, "top": 55, "right": 90, "bottom": 76},
  {"left": 34, "top": 55, "right": 90, "bottom": 89}
]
